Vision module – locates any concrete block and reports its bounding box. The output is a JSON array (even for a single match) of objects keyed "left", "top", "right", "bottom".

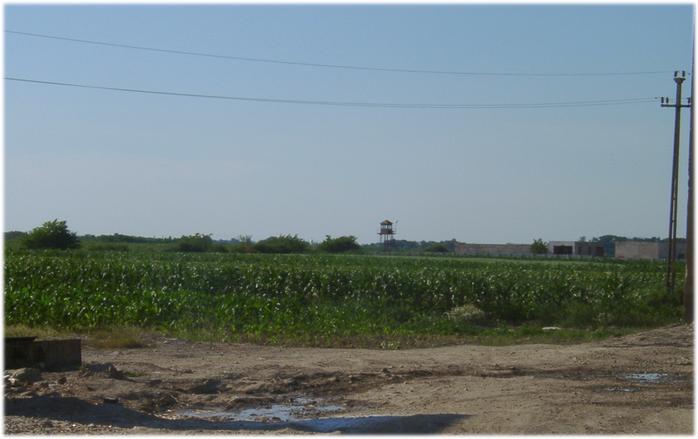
[
  {"left": 5, "top": 337, "right": 37, "bottom": 369},
  {"left": 32, "top": 339, "right": 82, "bottom": 371}
]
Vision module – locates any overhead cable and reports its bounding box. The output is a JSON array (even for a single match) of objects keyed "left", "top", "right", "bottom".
[
  {"left": 5, "top": 76, "right": 658, "bottom": 109},
  {"left": 5, "top": 30, "right": 674, "bottom": 78}
]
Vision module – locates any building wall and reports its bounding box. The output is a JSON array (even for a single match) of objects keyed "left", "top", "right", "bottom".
[
  {"left": 575, "top": 242, "right": 605, "bottom": 257},
  {"left": 615, "top": 241, "right": 661, "bottom": 260},
  {"left": 453, "top": 243, "right": 532, "bottom": 257},
  {"left": 657, "top": 241, "right": 687, "bottom": 260},
  {"left": 615, "top": 240, "right": 687, "bottom": 261}
]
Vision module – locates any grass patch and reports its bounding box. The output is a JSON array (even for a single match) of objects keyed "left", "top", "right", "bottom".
[
  {"left": 4, "top": 323, "right": 646, "bottom": 349},
  {"left": 4, "top": 324, "right": 74, "bottom": 339},
  {"left": 5, "top": 324, "right": 150, "bottom": 348},
  {"left": 85, "top": 327, "right": 149, "bottom": 349},
  {"left": 166, "top": 324, "right": 639, "bottom": 349}
]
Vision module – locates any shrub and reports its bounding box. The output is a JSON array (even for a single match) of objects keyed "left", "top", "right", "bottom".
[
  {"left": 5, "top": 231, "right": 27, "bottom": 242},
  {"left": 22, "top": 219, "right": 80, "bottom": 250},
  {"left": 210, "top": 244, "right": 228, "bottom": 253},
  {"left": 176, "top": 233, "right": 213, "bottom": 252},
  {"left": 318, "top": 235, "right": 361, "bottom": 253},
  {"left": 230, "top": 235, "right": 256, "bottom": 253},
  {"left": 230, "top": 242, "right": 256, "bottom": 253},
  {"left": 425, "top": 243, "right": 449, "bottom": 253},
  {"left": 254, "top": 235, "right": 309, "bottom": 254}
]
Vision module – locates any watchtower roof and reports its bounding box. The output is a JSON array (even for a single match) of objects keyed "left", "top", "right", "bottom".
[{"left": 380, "top": 220, "right": 393, "bottom": 225}]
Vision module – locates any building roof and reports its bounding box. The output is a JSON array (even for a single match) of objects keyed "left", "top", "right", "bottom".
[{"left": 380, "top": 220, "right": 393, "bottom": 225}]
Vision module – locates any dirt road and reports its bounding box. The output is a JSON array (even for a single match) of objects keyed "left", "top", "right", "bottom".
[{"left": 4, "top": 324, "right": 693, "bottom": 434}]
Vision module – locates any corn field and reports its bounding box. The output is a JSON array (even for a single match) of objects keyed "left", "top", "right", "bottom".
[{"left": 4, "top": 250, "right": 683, "bottom": 336}]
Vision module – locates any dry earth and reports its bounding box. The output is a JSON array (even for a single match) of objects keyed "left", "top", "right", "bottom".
[{"left": 4, "top": 324, "right": 694, "bottom": 434}]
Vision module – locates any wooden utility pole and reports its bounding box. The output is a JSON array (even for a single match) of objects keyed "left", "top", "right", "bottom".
[{"left": 661, "top": 71, "right": 690, "bottom": 297}]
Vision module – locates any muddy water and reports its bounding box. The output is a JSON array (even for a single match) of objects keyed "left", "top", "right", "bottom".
[
  {"left": 177, "top": 397, "right": 342, "bottom": 422},
  {"left": 605, "top": 387, "right": 640, "bottom": 393},
  {"left": 175, "top": 397, "right": 467, "bottom": 433},
  {"left": 620, "top": 373, "right": 669, "bottom": 384},
  {"left": 175, "top": 411, "right": 467, "bottom": 434}
]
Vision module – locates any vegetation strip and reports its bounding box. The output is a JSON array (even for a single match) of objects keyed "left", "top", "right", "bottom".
[{"left": 5, "top": 250, "right": 683, "bottom": 345}]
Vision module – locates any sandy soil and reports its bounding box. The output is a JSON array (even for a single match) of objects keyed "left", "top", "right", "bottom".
[{"left": 4, "top": 324, "right": 693, "bottom": 434}]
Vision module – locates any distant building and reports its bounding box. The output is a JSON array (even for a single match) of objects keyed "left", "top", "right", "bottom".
[
  {"left": 548, "top": 241, "right": 574, "bottom": 255},
  {"left": 615, "top": 240, "right": 687, "bottom": 261},
  {"left": 574, "top": 241, "right": 605, "bottom": 257}
]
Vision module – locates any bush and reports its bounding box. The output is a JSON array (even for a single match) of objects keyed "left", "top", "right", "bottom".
[
  {"left": 5, "top": 231, "right": 27, "bottom": 242},
  {"left": 210, "top": 244, "right": 228, "bottom": 253},
  {"left": 425, "top": 243, "right": 449, "bottom": 253},
  {"left": 22, "top": 220, "right": 80, "bottom": 250},
  {"left": 254, "top": 235, "right": 309, "bottom": 254},
  {"left": 176, "top": 233, "right": 213, "bottom": 252},
  {"left": 229, "top": 235, "right": 256, "bottom": 253},
  {"left": 318, "top": 235, "right": 361, "bottom": 253},
  {"left": 230, "top": 242, "right": 256, "bottom": 253}
]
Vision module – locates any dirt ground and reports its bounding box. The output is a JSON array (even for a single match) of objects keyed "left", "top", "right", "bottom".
[{"left": 4, "top": 324, "right": 694, "bottom": 434}]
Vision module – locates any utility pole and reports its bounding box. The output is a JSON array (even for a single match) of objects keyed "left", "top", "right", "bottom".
[
  {"left": 660, "top": 71, "right": 690, "bottom": 297},
  {"left": 684, "top": 50, "right": 695, "bottom": 322}
]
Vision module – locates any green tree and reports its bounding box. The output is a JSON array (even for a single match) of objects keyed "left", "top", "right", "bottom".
[
  {"left": 319, "top": 235, "right": 361, "bottom": 253},
  {"left": 22, "top": 219, "right": 80, "bottom": 250},
  {"left": 530, "top": 238, "right": 548, "bottom": 255}
]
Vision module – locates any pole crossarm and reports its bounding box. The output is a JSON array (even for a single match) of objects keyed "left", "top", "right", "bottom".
[
  {"left": 660, "top": 102, "right": 691, "bottom": 108},
  {"left": 660, "top": 97, "right": 691, "bottom": 108}
]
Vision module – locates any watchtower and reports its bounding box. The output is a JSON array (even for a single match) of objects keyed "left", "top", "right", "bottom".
[{"left": 378, "top": 220, "right": 396, "bottom": 250}]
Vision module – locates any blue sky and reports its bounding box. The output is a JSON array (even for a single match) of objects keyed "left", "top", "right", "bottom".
[{"left": 5, "top": 4, "right": 694, "bottom": 244}]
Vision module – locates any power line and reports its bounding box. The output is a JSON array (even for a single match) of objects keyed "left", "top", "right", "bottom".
[
  {"left": 5, "top": 76, "right": 659, "bottom": 109},
  {"left": 6, "top": 29, "right": 675, "bottom": 78}
]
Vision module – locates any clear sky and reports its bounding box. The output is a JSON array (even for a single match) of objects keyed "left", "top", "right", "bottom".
[{"left": 4, "top": 4, "right": 694, "bottom": 244}]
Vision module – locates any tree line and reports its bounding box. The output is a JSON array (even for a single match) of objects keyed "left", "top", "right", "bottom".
[
  {"left": 10, "top": 220, "right": 674, "bottom": 256},
  {"left": 6, "top": 220, "right": 365, "bottom": 254}
]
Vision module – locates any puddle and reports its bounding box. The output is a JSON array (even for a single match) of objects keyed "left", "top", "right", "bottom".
[
  {"left": 620, "top": 373, "right": 669, "bottom": 384},
  {"left": 605, "top": 387, "right": 640, "bottom": 393},
  {"left": 287, "top": 413, "right": 467, "bottom": 434},
  {"left": 177, "top": 397, "right": 343, "bottom": 423},
  {"left": 174, "top": 411, "right": 467, "bottom": 433},
  {"left": 175, "top": 398, "right": 469, "bottom": 433}
]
